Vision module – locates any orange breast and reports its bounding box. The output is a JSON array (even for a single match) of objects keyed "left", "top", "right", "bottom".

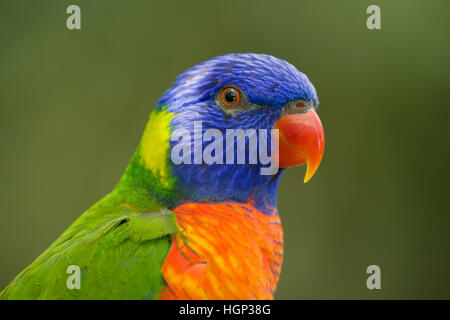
[{"left": 158, "top": 202, "right": 283, "bottom": 300}]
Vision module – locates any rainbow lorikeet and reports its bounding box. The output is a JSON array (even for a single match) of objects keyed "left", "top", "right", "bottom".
[{"left": 1, "top": 53, "right": 324, "bottom": 300}]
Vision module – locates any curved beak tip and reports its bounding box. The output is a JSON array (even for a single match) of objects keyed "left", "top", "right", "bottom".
[
  {"left": 303, "top": 157, "right": 322, "bottom": 183},
  {"left": 303, "top": 170, "right": 313, "bottom": 184}
]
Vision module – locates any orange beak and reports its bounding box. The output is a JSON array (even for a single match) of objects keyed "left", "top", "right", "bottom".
[{"left": 273, "top": 109, "right": 325, "bottom": 183}]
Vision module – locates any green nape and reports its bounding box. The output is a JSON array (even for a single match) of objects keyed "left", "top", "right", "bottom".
[
  {"left": 116, "top": 107, "right": 180, "bottom": 210},
  {"left": 0, "top": 108, "right": 181, "bottom": 300}
]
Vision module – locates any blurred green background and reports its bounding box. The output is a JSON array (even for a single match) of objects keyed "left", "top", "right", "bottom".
[{"left": 1, "top": 0, "right": 449, "bottom": 299}]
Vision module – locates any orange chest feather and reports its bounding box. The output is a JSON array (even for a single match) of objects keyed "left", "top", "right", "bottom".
[{"left": 159, "top": 202, "right": 284, "bottom": 300}]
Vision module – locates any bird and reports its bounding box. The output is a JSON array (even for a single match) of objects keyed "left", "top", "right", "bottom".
[{"left": 0, "top": 53, "right": 324, "bottom": 300}]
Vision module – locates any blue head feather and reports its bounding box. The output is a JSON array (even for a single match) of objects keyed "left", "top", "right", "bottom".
[{"left": 158, "top": 53, "right": 318, "bottom": 213}]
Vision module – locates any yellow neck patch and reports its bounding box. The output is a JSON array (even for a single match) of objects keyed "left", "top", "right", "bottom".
[{"left": 139, "top": 109, "right": 175, "bottom": 188}]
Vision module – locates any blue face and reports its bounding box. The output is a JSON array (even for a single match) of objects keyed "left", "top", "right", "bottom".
[{"left": 158, "top": 53, "right": 318, "bottom": 212}]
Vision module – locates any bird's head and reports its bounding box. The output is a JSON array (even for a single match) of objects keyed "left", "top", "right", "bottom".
[{"left": 122, "top": 53, "right": 324, "bottom": 212}]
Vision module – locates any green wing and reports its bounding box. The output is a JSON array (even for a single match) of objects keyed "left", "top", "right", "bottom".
[{"left": 0, "top": 191, "right": 178, "bottom": 300}]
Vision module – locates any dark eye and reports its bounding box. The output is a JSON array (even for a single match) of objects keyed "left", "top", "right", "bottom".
[{"left": 221, "top": 87, "right": 240, "bottom": 107}]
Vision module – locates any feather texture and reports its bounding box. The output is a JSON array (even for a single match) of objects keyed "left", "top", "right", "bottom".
[{"left": 159, "top": 202, "right": 283, "bottom": 299}]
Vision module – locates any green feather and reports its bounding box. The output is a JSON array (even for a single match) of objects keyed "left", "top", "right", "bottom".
[
  {"left": 0, "top": 190, "right": 178, "bottom": 300},
  {"left": 0, "top": 109, "right": 180, "bottom": 300}
]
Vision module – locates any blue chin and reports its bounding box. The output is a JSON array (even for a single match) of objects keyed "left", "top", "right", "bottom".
[{"left": 171, "top": 162, "right": 285, "bottom": 214}]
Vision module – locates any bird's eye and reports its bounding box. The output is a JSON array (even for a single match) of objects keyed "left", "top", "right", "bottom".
[{"left": 221, "top": 87, "right": 240, "bottom": 107}]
